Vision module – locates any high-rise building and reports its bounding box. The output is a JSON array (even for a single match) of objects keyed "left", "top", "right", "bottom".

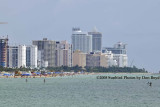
[
  {"left": 56, "top": 40, "right": 72, "bottom": 67},
  {"left": 8, "top": 46, "right": 18, "bottom": 68},
  {"left": 32, "top": 38, "right": 56, "bottom": 67},
  {"left": 8, "top": 45, "right": 26, "bottom": 68},
  {"left": 102, "top": 42, "right": 128, "bottom": 67},
  {"left": 0, "top": 36, "right": 8, "bottom": 67},
  {"left": 26, "top": 45, "right": 37, "bottom": 68},
  {"left": 18, "top": 45, "right": 26, "bottom": 68},
  {"left": 88, "top": 28, "right": 102, "bottom": 52},
  {"left": 72, "top": 28, "right": 92, "bottom": 53}
]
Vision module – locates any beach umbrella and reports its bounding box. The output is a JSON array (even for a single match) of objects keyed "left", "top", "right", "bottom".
[
  {"left": 35, "top": 72, "right": 41, "bottom": 75},
  {"left": 3, "top": 73, "right": 11, "bottom": 76}
]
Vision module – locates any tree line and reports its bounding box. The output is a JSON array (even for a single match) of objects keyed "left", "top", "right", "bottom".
[{"left": 0, "top": 65, "right": 147, "bottom": 73}]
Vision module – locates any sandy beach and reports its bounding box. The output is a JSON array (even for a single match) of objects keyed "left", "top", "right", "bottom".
[{"left": 0, "top": 72, "right": 156, "bottom": 78}]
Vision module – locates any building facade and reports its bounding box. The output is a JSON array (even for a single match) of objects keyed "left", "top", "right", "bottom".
[
  {"left": 26, "top": 45, "right": 37, "bottom": 68},
  {"left": 8, "top": 45, "right": 37, "bottom": 68},
  {"left": 104, "top": 51, "right": 117, "bottom": 67},
  {"left": 0, "top": 36, "right": 8, "bottom": 67},
  {"left": 8, "top": 46, "right": 18, "bottom": 68},
  {"left": 88, "top": 29, "right": 102, "bottom": 52},
  {"left": 8, "top": 45, "right": 26, "bottom": 68},
  {"left": 32, "top": 38, "right": 56, "bottom": 67},
  {"left": 86, "top": 53, "right": 100, "bottom": 67},
  {"left": 86, "top": 52, "right": 108, "bottom": 68},
  {"left": 72, "top": 28, "right": 92, "bottom": 53},
  {"left": 102, "top": 42, "right": 128, "bottom": 67},
  {"left": 73, "top": 50, "right": 86, "bottom": 68},
  {"left": 102, "top": 42, "right": 127, "bottom": 54},
  {"left": 113, "top": 54, "right": 128, "bottom": 67},
  {"left": 56, "top": 40, "right": 72, "bottom": 67}
]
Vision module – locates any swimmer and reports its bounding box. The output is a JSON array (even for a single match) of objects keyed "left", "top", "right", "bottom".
[
  {"left": 44, "top": 79, "right": 45, "bottom": 83},
  {"left": 149, "top": 82, "right": 152, "bottom": 86}
]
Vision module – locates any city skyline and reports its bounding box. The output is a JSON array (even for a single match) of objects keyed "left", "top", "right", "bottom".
[{"left": 1, "top": 0, "right": 160, "bottom": 72}]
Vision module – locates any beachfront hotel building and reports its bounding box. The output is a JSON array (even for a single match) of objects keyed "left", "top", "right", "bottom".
[
  {"left": 32, "top": 38, "right": 56, "bottom": 67},
  {"left": 113, "top": 54, "right": 128, "bottom": 67},
  {"left": 8, "top": 45, "right": 26, "bottom": 68},
  {"left": 88, "top": 27, "right": 102, "bottom": 52},
  {"left": 103, "top": 51, "right": 117, "bottom": 67},
  {"left": 73, "top": 50, "right": 86, "bottom": 68},
  {"left": 102, "top": 42, "right": 128, "bottom": 67},
  {"left": 103, "top": 42, "right": 127, "bottom": 54},
  {"left": 73, "top": 51, "right": 116, "bottom": 68},
  {"left": 26, "top": 45, "right": 38, "bottom": 68},
  {"left": 56, "top": 40, "right": 72, "bottom": 67},
  {"left": 86, "top": 52, "right": 108, "bottom": 68},
  {"left": 71, "top": 28, "right": 92, "bottom": 53},
  {"left": 0, "top": 36, "right": 8, "bottom": 67}
]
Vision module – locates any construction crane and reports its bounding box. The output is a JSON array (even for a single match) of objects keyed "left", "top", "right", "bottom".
[
  {"left": 0, "top": 22, "right": 8, "bottom": 24},
  {"left": 130, "top": 59, "right": 134, "bottom": 67}
]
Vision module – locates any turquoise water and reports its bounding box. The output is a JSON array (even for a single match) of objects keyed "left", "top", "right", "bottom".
[{"left": 0, "top": 74, "right": 160, "bottom": 107}]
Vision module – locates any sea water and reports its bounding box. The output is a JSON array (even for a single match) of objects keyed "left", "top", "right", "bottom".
[{"left": 0, "top": 74, "right": 160, "bottom": 107}]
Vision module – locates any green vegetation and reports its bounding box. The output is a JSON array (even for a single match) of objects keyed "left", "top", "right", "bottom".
[
  {"left": 46, "top": 65, "right": 148, "bottom": 73},
  {"left": 0, "top": 65, "right": 147, "bottom": 73},
  {"left": 84, "top": 66, "right": 147, "bottom": 73},
  {"left": 0, "top": 66, "right": 32, "bottom": 72}
]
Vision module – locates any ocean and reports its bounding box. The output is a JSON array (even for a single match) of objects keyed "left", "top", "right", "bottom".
[{"left": 0, "top": 73, "right": 160, "bottom": 107}]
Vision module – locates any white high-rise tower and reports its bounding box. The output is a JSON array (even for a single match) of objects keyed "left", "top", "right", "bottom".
[{"left": 71, "top": 28, "right": 92, "bottom": 53}]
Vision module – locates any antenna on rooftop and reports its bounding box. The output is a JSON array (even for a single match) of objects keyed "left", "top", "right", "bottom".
[{"left": 93, "top": 26, "right": 98, "bottom": 32}]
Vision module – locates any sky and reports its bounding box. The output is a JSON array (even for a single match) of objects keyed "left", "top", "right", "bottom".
[{"left": 0, "top": 0, "right": 160, "bottom": 72}]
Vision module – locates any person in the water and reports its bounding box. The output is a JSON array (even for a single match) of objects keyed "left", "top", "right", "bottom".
[
  {"left": 44, "top": 79, "right": 45, "bottom": 83},
  {"left": 147, "top": 82, "right": 152, "bottom": 86},
  {"left": 149, "top": 82, "right": 152, "bottom": 86}
]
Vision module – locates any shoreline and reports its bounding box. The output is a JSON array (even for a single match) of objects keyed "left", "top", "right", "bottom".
[{"left": 0, "top": 72, "right": 158, "bottom": 78}]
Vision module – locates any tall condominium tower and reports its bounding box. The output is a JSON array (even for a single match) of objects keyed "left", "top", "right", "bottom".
[
  {"left": 8, "top": 46, "right": 18, "bottom": 68},
  {"left": 8, "top": 45, "right": 26, "bottom": 68},
  {"left": 32, "top": 38, "right": 56, "bottom": 67},
  {"left": 72, "top": 28, "right": 92, "bottom": 53},
  {"left": 88, "top": 27, "right": 102, "bottom": 52},
  {"left": 56, "top": 40, "right": 72, "bottom": 67},
  {"left": 26, "top": 45, "right": 38, "bottom": 68},
  {"left": 0, "top": 36, "right": 8, "bottom": 67}
]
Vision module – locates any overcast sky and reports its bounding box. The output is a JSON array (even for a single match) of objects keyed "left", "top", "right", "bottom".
[{"left": 0, "top": 0, "right": 160, "bottom": 72}]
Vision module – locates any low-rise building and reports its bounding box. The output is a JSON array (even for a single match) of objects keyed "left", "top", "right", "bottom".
[
  {"left": 73, "top": 50, "right": 86, "bottom": 68},
  {"left": 86, "top": 52, "right": 108, "bottom": 68},
  {"left": 102, "top": 42, "right": 128, "bottom": 67}
]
